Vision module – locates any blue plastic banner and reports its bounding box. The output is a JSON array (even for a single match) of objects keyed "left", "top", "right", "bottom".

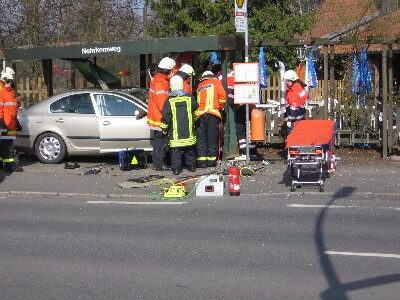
[
  {"left": 307, "top": 51, "right": 317, "bottom": 88},
  {"left": 259, "top": 47, "right": 268, "bottom": 88},
  {"left": 360, "top": 47, "right": 372, "bottom": 95},
  {"left": 210, "top": 52, "right": 221, "bottom": 65}
]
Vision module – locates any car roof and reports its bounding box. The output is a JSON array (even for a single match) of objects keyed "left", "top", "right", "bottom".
[{"left": 24, "top": 89, "right": 148, "bottom": 111}]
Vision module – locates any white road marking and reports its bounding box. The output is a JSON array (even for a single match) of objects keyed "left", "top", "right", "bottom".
[
  {"left": 288, "top": 204, "right": 349, "bottom": 208},
  {"left": 325, "top": 251, "right": 400, "bottom": 259},
  {"left": 287, "top": 204, "right": 399, "bottom": 211},
  {"left": 86, "top": 200, "right": 186, "bottom": 205}
]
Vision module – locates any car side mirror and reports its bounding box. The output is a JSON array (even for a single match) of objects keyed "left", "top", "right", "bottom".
[{"left": 134, "top": 110, "right": 146, "bottom": 119}]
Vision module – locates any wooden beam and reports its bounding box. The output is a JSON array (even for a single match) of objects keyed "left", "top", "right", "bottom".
[
  {"left": 255, "top": 37, "right": 400, "bottom": 47},
  {"left": 329, "top": 45, "right": 335, "bottom": 119},
  {"left": 323, "top": 46, "right": 329, "bottom": 119},
  {"left": 388, "top": 45, "right": 393, "bottom": 154},
  {"left": 382, "top": 45, "right": 388, "bottom": 159}
]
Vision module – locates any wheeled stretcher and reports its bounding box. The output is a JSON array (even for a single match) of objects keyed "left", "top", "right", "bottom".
[{"left": 286, "top": 120, "right": 337, "bottom": 192}]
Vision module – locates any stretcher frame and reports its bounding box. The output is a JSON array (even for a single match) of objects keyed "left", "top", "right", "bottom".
[{"left": 287, "top": 145, "right": 330, "bottom": 192}]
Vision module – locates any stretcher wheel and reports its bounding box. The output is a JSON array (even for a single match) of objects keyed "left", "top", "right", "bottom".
[
  {"left": 290, "top": 183, "right": 296, "bottom": 192},
  {"left": 319, "top": 184, "right": 324, "bottom": 193}
]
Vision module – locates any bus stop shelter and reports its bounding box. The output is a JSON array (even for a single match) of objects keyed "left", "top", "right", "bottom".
[{"left": 2, "top": 35, "right": 246, "bottom": 159}]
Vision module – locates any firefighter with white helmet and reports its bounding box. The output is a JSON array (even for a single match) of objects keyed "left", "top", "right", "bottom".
[
  {"left": 282, "top": 69, "right": 308, "bottom": 133},
  {"left": 0, "top": 67, "right": 15, "bottom": 91},
  {"left": 0, "top": 67, "right": 23, "bottom": 172},
  {"left": 175, "top": 64, "right": 195, "bottom": 95},
  {"left": 283, "top": 69, "right": 299, "bottom": 82},
  {"left": 160, "top": 75, "right": 198, "bottom": 175},
  {"left": 195, "top": 70, "right": 227, "bottom": 168},
  {"left": 147, "top": 57, "right": 176, "bottom": 171}
]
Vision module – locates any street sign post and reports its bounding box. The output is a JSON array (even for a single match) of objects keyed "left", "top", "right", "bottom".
[
  {"left": 233, "top": 62, "right": 260, "bottom": 163},
  {"left": 234, "top": 0, "right": 252, "bottom": 163}
]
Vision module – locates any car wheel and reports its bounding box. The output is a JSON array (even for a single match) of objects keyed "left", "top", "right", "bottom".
[{"left": 35, "top": 133, "right": 67, "bottom": 164}]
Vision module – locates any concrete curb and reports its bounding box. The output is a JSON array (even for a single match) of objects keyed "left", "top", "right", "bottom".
[{"left": 1, "top": 190, "right": 399, "bottom": 199}]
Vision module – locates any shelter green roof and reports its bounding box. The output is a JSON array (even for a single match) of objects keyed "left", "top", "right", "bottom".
[{"left": 3, "top": 35, "right": 245, "bottom": 61}]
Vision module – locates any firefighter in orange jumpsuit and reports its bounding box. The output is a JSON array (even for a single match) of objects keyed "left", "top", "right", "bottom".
[
  {"left": 147, "top": 57, "right": 176, "bottom": 171},
  {"left": 0, "top": 68, "right": 22, "bottom": 172},
  {"left": 195, "top": 71, "right": 227, "bottom": 168},
  {"left": 175, "top": 64, "right": 195, "bottom": 95}
]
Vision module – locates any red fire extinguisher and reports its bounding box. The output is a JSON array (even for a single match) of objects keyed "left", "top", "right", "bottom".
[{"left": 229, "top": 164, "right": 240, "bottom": 196}]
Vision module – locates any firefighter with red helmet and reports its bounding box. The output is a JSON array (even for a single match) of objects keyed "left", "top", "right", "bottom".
[
  {"left": 0, "top": 67, "right": 23, "bottom": 172},
  {"left": 195, "top": 71, "right": 227, "bottom": 168},
  {"left": 147, "top": 57, "right": 176, "bottom": 171}
]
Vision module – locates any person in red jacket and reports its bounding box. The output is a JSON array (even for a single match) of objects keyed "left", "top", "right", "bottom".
[
  {"left": 195, "top": 71, "right": 227, "bottom": 168},
  {"left": 0, "top": 68, "right": 22, "bottom": 172},
  {"left": 147, "top": 57, "right": 176, "bottom": 171},
  {"left": 283, "top": 70, "right": 308, "bottom": 132}
]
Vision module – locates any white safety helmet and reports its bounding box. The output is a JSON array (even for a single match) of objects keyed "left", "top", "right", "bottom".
[
  {"left": 179, "top": 64, "right": 195, "bottom": 76},
  {"left": 158, "top": 57, "right": 176, "bottom": 70},
  {"left": 1, "top": 67, "right": 15, "bottom": 81},
  {"left": 283, "top": 70, "right": 299, "bottom": 81},
  {"left": 170, "top": 75, "right": 184, "bottom": 91},
  {"left": 201, "top": 71, "right": 214, "bottom": 78}
]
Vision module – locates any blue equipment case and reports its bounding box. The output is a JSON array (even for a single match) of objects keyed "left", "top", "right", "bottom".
[{"left": 118, "top": 149, "right": 147, "bottom": 171}]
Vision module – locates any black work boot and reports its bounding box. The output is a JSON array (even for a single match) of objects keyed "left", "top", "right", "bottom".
[
  {"left": 207, "top": 161, "right": 217, "bottom": 168},
  {"left": 172, "top": 168, "right": 182, "bottom": 175},
  {"left": 4, "top": 163, "right": 13, "bottom": 173},
  {"left": 187, "top": 166, "right": 196, "bottom": 172},
  {"left": 4, "top": 163, "right": 23, "bottom": 173}
]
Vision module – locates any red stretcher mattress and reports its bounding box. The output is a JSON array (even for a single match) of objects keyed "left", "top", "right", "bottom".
[{"left": 285, "top": 120, "right": 335, "bottom": 148}]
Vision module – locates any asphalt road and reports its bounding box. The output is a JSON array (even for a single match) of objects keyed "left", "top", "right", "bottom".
[{"left": 0, "top": 191, "right": 399, "bottom": 299}]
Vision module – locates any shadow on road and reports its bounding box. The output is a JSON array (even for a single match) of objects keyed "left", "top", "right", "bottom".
[{"left": 315, "top": 186, "right": 400, "bottom": 299}]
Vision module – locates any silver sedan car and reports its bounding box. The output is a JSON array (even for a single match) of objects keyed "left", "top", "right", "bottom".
[{"left": 16, "top": 90, "right": 152, "bottom": 164}]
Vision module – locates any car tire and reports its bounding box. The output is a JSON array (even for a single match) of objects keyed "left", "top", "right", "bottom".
[{"left": 35, "top": 132, "right": 67, "bottom": 164}]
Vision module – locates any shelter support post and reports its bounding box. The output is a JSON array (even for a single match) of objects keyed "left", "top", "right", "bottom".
[
  {"left": 382, "top": 45, "right": 388, "bottom": 159},
  {"left": 42, "top": 59, "right": 53, "bottom": 97},
  {"left": 373, "top": 56, "right": 380, "bottom": 106},
  {"left": 388, "top": 45, "right": 393, "bottom": 154},
  {"left": 222, "top": 51, "right": 237, "bottom": 160},
  {"left": 329, "top": 45, "right": 335, "bottom": 119},
  {"left": 140, "top": 54, "right": 147, "bottom": 89},
  {"left": 147, "top": 54, "right": 152, "bottom": 88},
  {"left": 70, "top": 63, "right": 76, "bottom": 89},
  {"left": 323, "top": 46, "right": 329, "bottom": 119}
]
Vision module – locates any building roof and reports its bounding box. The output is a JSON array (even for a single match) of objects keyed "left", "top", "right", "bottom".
[
  {"left": 308, "top": 0, "right": 380, "bottom": 40},
  {"left": 304, "top": 0, "right": 400, "bottom": 53}
]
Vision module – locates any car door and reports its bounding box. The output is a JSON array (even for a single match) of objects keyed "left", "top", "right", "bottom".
[
  {"left": 48, "top": 93, "right": 100, "bottom": 151},
  {"left": 93, "top": 93, "right": 151, "bottom": 153}
]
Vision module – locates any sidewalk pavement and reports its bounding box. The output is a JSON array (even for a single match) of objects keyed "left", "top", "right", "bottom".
[{"left": 0, "top": 155, "right": 399, "bottom": 198}]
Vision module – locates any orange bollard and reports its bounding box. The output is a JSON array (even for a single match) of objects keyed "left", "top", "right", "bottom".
[{"left": 250, "top": 109, "right": 266, "bottom": 141}]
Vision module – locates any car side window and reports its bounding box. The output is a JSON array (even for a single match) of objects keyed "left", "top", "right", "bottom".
[
  {"left": 94, "top": 94, "right": 139, "bottom": 116},
  {"left": 50, "top": 93, "right": 95, "bottom": 114}
]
